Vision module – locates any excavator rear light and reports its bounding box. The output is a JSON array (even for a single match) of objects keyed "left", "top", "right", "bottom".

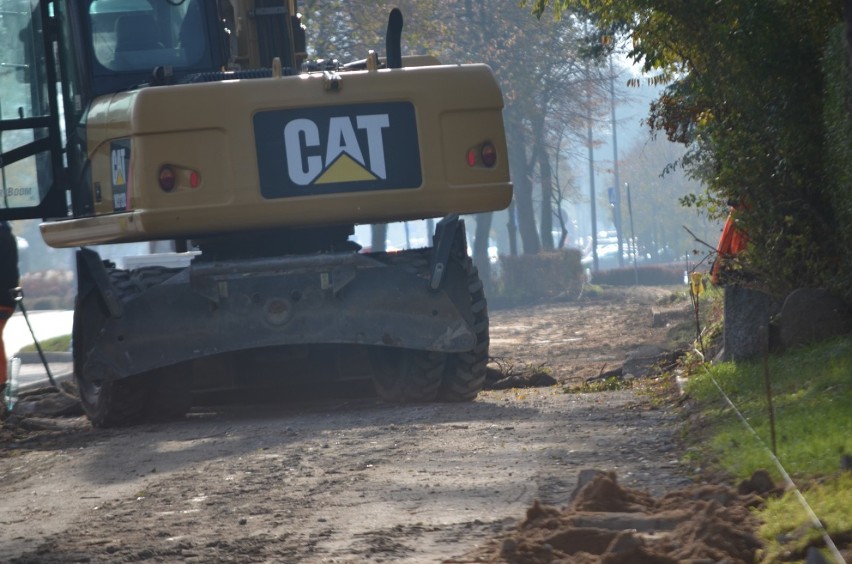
[
  {"left": 480, "top": 142, "right": 497, "bottom": 168},
  {"left": 466, "top": 142, "right": 498, "bottom": 168},
  {"left": 158, "top": 166, "right": 176, "bottom": 192},
  {"left": 190, "top": 170, "right": 201, "bottom": 188}
]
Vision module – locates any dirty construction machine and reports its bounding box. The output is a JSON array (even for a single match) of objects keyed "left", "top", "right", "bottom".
[{"left": 0, "top": 0, "right": 512, "bottom": 426}]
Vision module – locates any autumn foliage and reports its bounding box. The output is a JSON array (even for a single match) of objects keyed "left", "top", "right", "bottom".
[{"left": 499, "top": 249, "right": 583, "bottom": 302}]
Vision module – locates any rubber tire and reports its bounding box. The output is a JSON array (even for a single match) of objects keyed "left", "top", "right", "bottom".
[
  {"left": 76, "top": 370, "right": 149, "bottom": 428},
  {"left": 74, "top": 265, "right": 185, "bottom": 427},
  {"left": 144, "top": 365, "right": 192, "bottom": 422},
  {"left": 369, "top": 347, "right": 444, "bottom": 403},
  {"left": 74, "top": 287, "right": 149, "bottom": 427},
  {"left": 438, "top": 258, "right": 489, "bottom": 402}
]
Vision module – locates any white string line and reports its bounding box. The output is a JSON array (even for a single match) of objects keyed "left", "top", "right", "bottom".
[{"left": 694, "top": 350, "right": 846, "bottom": 564}]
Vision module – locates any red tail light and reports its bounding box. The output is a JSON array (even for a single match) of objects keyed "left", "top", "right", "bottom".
[
  {"left": 159, "top": 166, "right": 201, "bottom": 191},
  {"left": 466, "top": 141, "right": 498, "bottom": 168}
]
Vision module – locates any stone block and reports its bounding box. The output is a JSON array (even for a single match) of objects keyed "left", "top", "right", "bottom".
[
  {"left": 778, "top": 288, "right": 851, "bottom": 349},
  {"left": 720, "top": 286, "right": 782, "bottom": 362}
]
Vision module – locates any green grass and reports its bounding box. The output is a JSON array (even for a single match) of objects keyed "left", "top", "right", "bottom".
[
  {"left": 685, "top": 337, "right": 852, "bottom": 479},
  {"left": 757, "top": 473, "right": 852, "bottom": 562},
  {"left": 684, "top": 337, "right": 852, "bottom": 560},
  {"left": 16, "top": 334, "right": 72, "bottom": 354}
]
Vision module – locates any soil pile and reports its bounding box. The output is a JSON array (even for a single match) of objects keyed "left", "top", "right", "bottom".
[{"left": 459, "top": 470, "right": 763, "bottom": 563}]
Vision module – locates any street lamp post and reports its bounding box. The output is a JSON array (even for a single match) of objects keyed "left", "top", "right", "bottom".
[{"left": 625, "top": 182, "right": 639, "bottom": 285}]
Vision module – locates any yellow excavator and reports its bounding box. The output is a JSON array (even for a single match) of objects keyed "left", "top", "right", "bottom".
[{"left": 0, "top": 0, "right": 512, "bottom": 426}]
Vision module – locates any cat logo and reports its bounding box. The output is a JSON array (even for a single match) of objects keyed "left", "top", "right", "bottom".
[
  {"left": 284, "top": 115, "right": 389, "bottom": 186},
  {"left": 110, "top": 140, "right": 131, "bottom": 212},
  {"left": 255, "top": 102, "right": 422, "bottom": 199},
  {"left": 112, "top": 146, "right": 127, "bottom": 186}
]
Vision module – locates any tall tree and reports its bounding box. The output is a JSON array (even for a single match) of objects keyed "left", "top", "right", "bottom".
[
  {"left": 530, "top": 0, "right": 847, "bottom": 296},
  {"left": 301, "top": 2, "right": 610, "bottom": 260},
  {"left": 454, "top": 2, "right": 610, "bottom": 255},
  {"left": 301, "top": 1, "right": 448, "bottom": 61}
]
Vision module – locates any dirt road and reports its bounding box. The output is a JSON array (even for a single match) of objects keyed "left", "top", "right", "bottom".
[{"left": 1, "top": 287, "right": 699, "bottom": 563}]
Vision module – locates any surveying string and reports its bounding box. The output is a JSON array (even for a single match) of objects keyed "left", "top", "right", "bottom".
[{"left": 692, "top": 350, "right": 846, "bottom": 564}]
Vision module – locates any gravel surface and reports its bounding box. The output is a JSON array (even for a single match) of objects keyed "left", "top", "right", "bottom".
[{"left": 0, "top": 287, "right": 727, "bottom": 563}]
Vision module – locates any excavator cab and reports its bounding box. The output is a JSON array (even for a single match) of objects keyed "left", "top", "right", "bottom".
[
  {"left": 0, "top": 0, "right": 302, "bottom": 222},
  {"left": 0, "top": 0, "right": 64, "bottom": 220},
  {"left": 85, "top": 0, "right": 222, "bottom": 92}
]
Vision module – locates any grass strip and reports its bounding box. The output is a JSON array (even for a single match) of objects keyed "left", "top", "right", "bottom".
[
  {"left": 684, "top": 336, "right": 851, "bottom": 561},
  {"left": 758, "top": 473, "right": 852, "bottom": 562},
  {"left": 16, "top": 334, "right": 72, "bottom": 354},
  {"left": 685, "top": 337, "right": 851, "bottom": 478}
]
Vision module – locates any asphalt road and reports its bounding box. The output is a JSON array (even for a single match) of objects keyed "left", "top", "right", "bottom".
[{"left": 5, "top": 309, "right": 73, "bottom": 358}]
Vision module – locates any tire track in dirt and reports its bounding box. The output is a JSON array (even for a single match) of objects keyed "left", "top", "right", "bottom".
[{"left": 489, "top": 287, "right": 678, "bottom": 384}]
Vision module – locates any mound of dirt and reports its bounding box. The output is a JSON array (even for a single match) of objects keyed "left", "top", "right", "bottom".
[{"left": 458, "top": 470, "right": 763, "bottom": 563}]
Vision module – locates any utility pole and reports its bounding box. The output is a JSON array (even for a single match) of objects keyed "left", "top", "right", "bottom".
[
  {"left": 625, "top": 182, "right": 639, "bottom": 284},
  {"left": 609, "top": 54, "right": 624, "bottom": 268}
]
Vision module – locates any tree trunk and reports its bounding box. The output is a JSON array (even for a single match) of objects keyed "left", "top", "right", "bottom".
[
  {"left": 370, "top": 224, "right": 387, "bottom": 252},
  {"left": 555, "top": 207, "right": 569, "bottom": 249},
  {"left": 472, "top": 212, "right": 493, "bottom": 285},
  {"left": 506, "top": 201, "right": 518, "bottom": 257},
  {"left": 507, "top": 119, "right": 541, "bottom": 255},
  {"left": 512, "top": 152, "right": 541, "bottom": 255},
  {"left": 538, "top": 148, "right": 555, "bottom": 251}
]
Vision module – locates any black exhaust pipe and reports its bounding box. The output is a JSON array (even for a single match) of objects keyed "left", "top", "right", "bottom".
[{"left": 386, "top": 8, "right": 403, "bottom": 69}]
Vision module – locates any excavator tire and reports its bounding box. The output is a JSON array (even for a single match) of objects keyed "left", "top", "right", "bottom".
[
  {"left": 438, "top": 257, "right": 489, "bottom": 402},
  {"left": 74, "top": 270, "right": 148, "bottom": 427},
  {"left": 75, "top": 366, "right": 149, "bottom": 428},
  {"left": 366, "top": 248, "right": 445, "bottom": 403},
  {"left": 365, "top": 247, "right": 489, "bottom": 403},
  {"left": 74, "top": 265, "right": 186, "bottom": 427},
  {"left": 369, "top": 347, "right": 445, "bottom": 402},
  {"left": 144, "top": 364, "right": 193, "bottom": 422}
]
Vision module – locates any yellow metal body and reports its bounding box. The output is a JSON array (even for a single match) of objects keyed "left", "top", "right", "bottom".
[{"left": 41, "top": 62, "right": 511, "bottom": 248}]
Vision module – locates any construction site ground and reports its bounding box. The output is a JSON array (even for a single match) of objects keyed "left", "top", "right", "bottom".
[{"left": 0, "top": 286, "right": 767, "bottom": 563}]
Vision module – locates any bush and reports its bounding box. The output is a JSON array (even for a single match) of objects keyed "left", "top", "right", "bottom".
[
  {"left": 34, "top": 296, "right": 76, "bottom": 310},
  {"left": 18, "top": 334, "right": 71, "bottom": 353},
  {"left": 20, "top": 269, "right": 75, "bottom": 310},
  {"left": 498, "top": 249, "right": 583, "bottom": 302},
  {"left": 591, "top": 264, "right": 686, "bottom": 286},
  {"left": 822, "top": 24, "right": 852, "bottom": 303}
]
